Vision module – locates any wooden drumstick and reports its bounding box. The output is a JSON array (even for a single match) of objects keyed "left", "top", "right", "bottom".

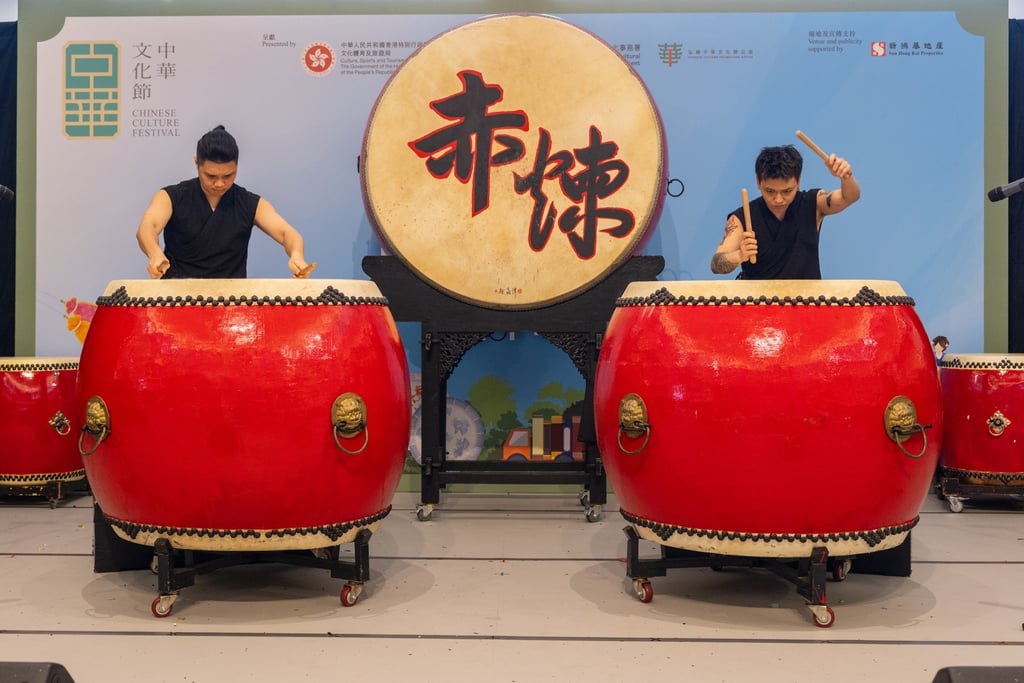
[
  {"left": 294, "top": 262, "right": 318, "bottom": 279},
  {"left": 741, "top": 188, "right": 756, "bottom": 265},
  {"left": 795, "top": 130, "right": 830, "bottom": 163},
  {"left": 796, "top": 129, "right": 851, "bottom": 179}
]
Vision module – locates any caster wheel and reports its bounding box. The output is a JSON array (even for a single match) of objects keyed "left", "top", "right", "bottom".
[
  {"left": 948, "top": 497, "right": 964, "bottom": 513},
  {"left": 151, "top": 595, "right": 175, "bottom": 618},
  {"left": 416, "top": 505, "right": 433, "bottom": 522},
  {"left": 632, "top": 579, "right": 653, "bottom": 603},
  {"left": 578, "top": 490, "right": 591, "bottom": 507},
  {"left": 584, "top": 505, "right": 603, "bottom": 523},
  {"left": 810, "top": 605, "right": 835, "bottom": 628},
  {"left": 832, "top": 559, "right": 852, "bottom": 582},
  {"left": 340, "top": 583, "right": 363, "bottom": 607}
]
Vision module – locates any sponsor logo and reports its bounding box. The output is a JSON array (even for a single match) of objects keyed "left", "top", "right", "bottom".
[
  {"left": 871, "top": 41, "right": 887, "bottom": 57},
  {"left": 303, "top": 42, "right": 336, "bottom": 76},
  {"left": 658, "top": 43, "right": 683, "bottom": 67}
]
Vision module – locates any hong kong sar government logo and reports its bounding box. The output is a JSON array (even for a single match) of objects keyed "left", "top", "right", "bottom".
[
  {"left": 303, "top": 42, "right": 336, "bottom": 76},
  {"left": 63, "top": 41, "right": 121, "bottom": 139}
]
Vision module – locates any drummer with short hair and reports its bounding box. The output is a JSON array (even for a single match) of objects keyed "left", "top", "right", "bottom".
[
  {"left": 710, "top": 144, "right": 860, "bottom": 279},
  {"left": 136, "top": 125, "right": 312, "bottom": 279}
]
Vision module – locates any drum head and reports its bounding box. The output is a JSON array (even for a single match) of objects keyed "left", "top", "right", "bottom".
[{"left": 362, "top": 13, "right": 667, "bottom": 309}]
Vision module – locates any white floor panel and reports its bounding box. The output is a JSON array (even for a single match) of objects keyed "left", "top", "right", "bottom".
[{"left": 2, "top": 490, "right": 1023, "bottom": 683}]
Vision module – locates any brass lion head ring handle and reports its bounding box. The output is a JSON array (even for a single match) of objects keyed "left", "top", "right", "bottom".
[
  {"left": 987, "top": 410, "right": 1011, "bottom": 437},
  {"left": 332, "top": 392, "right": 369, "bottom": 455},
  {"left": 883, "top": 395, "right": 932, "bottom": 459},
  {"left": 48, "top": 410, "right": 71, "bottom": 436},
  {"left": 617, "top": 393, "right": 651, "bottom": 455},
  {"left": 78, "top": 396, "right": 110, "bottom": 457}
]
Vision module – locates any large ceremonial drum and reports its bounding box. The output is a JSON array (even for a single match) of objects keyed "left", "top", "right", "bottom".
[
  {"left": 939, "top": 354, "right": 1024, "bottom": 485},
  {"left": 361, "top": 13, "right": 666, "bottom": 309},
  {"left": 595, "top": 280, "right": 942, "bottom": 558},
  {"left": 76, "top": 279, "right": 410, "bottom": 551},
  {"left": 0, "top": 357, "right": 84, "bottom": 491}
]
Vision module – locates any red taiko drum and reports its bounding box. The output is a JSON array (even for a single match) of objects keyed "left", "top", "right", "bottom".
[
  {"left": 595, "top": 280, "right": 942, "bottom": 558},
  {"left": 76, "top": 279, "right": 410, "bottom": 551},
  {"left": 361, "top": 13, "right": 666, "bottom": 309},
  {"left": 939, "top": 354, "right": 1024, "bottom": 485},
  {"left": 0, "top": 357, "right": 84, "bottom": 491}
]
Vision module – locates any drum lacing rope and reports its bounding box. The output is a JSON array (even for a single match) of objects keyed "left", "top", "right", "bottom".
[
  {"left": 0, "top": 361, "right": 78, "bottom": 372},
  {"left": 616, "top": 285, "right": 915, "bottom": 308},
  {"left": 620, "top": 509, "right": 918, "bottom": 548},
  {"left": 939, "top": 357, "right": 1024, "bottom": 370},
  {"left": 105, "top": 506, "right": 391, "bottom": 543},
  {"left": 97, "top": 285, "right": 389, "bottom": 308},
  {"left": 0, "top": 470, "right": 86, "bottom": 485}
]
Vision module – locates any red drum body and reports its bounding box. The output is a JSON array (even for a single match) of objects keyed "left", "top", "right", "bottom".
[
  {"left": 0, "top": 357, "right": 83, "bottom": 489},
  {"left": 939, "top": 354, "right": 1024, "bottom": 485},
  {"left": 362, "top": 13, "right": 666, "bottom": 309},
  {"left": 76, "top": 279, "right": 410, "bottom": 551},
  {"left": 595, "top": 280, "right": 942, "bottom": 558}
]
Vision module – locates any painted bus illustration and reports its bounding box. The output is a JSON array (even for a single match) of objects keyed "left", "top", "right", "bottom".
[{"left": 501, "top": 411, "right": 585, "bottom": 462}]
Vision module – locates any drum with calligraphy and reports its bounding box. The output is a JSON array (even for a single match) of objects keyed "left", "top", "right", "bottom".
[
  {"left": 594, "top": 280, "right": 942, "bottom": 558},
  {"left": 76, "top": 279, "right": 410, "bottom": 551},
  {"left": 361, "top": 13, "right": 667, "bottom": 309}
]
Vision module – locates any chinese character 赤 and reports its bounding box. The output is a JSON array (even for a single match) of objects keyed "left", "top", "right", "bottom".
[{"left": 409, "top": 70, "right": 528, "bottom": 216}]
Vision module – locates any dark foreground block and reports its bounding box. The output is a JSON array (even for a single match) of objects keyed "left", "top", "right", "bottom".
[
  {"left": 933, "top": 667, "right": 1024, "bottom": 683},
  {"left": 0, "top": 662, "right": 76, "bottom": 683}
]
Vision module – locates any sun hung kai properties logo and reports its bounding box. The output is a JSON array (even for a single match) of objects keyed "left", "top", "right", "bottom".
[{"left": 63, "top": 41, "right": 121, "bottom": 139}]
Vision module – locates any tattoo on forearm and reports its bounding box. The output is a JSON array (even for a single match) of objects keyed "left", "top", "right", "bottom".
[{"left": 711, "top": 252, "right": 734, "bottom": 274}]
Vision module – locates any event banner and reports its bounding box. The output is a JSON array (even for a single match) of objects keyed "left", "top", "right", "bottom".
[{"left": 36, "top": 12, "right": 982, "bottom": 460}]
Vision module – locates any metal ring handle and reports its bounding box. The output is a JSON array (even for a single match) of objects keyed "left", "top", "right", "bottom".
[
  {"left": 890, "top": 424, "right": 930, "bottom": 459},
  {"left": 78, "top": 425, "right": 108, "bottom": 457},
  {"left": 334, "top": 424, "right": 369, "bottom": 455},
  {"left": 617, "top": 423, "right": 650, "bottom": 455},
  {"left": 987, "top": 411, "right": 1010, "bottom": 437},
  {"left": 49, "top": 411, "right": 71, "bottom": 436}
]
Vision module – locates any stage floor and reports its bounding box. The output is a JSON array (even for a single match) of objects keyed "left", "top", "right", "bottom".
[{"left": 2, "top": 489, "right": 1023, "bottom": 682}]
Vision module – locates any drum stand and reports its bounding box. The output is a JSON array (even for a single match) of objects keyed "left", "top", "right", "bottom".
[
  {"left": 147, "top": 532, "right": 372, "bottom": 618},
  {"left": 939, "top": 475, "right": 1024, "bottom": 513},
  {"left": 622, "top": 526, "right": 913, "bottom": 628},
  {"left": 0, "top": 476, "right": 88, "bottom": 508},
  {"left": 92, "top": 504, "right": 375, "bottom": 617},
  {"left": 363, "top": 255, "right": 664, "bottom": 523}
]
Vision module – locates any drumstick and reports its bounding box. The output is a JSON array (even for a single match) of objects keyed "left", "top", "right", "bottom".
[
  {"left": 741, "top": 188, "right": 756, "bottom": 265},
  {"left": 795, "top": 130, "right": 829, "bottom": 163},
  {"left": 796, "top": 129, "right": 851, "bottom": 179},
  {"left": 294, "top": 262, "right": 318, "bottom": 279}
]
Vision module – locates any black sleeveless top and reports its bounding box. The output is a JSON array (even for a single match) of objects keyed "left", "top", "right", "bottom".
[
  {"left": 730, "top": 188, "right": 821, "bottom": 280},
  {"left": 161, "top": 178, "right": 260, "bottom": 278}
]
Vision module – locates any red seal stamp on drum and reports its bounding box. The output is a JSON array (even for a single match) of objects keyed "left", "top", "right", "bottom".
[{"left": 302, "top": 42, "right": 336, "bottom": 76}]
